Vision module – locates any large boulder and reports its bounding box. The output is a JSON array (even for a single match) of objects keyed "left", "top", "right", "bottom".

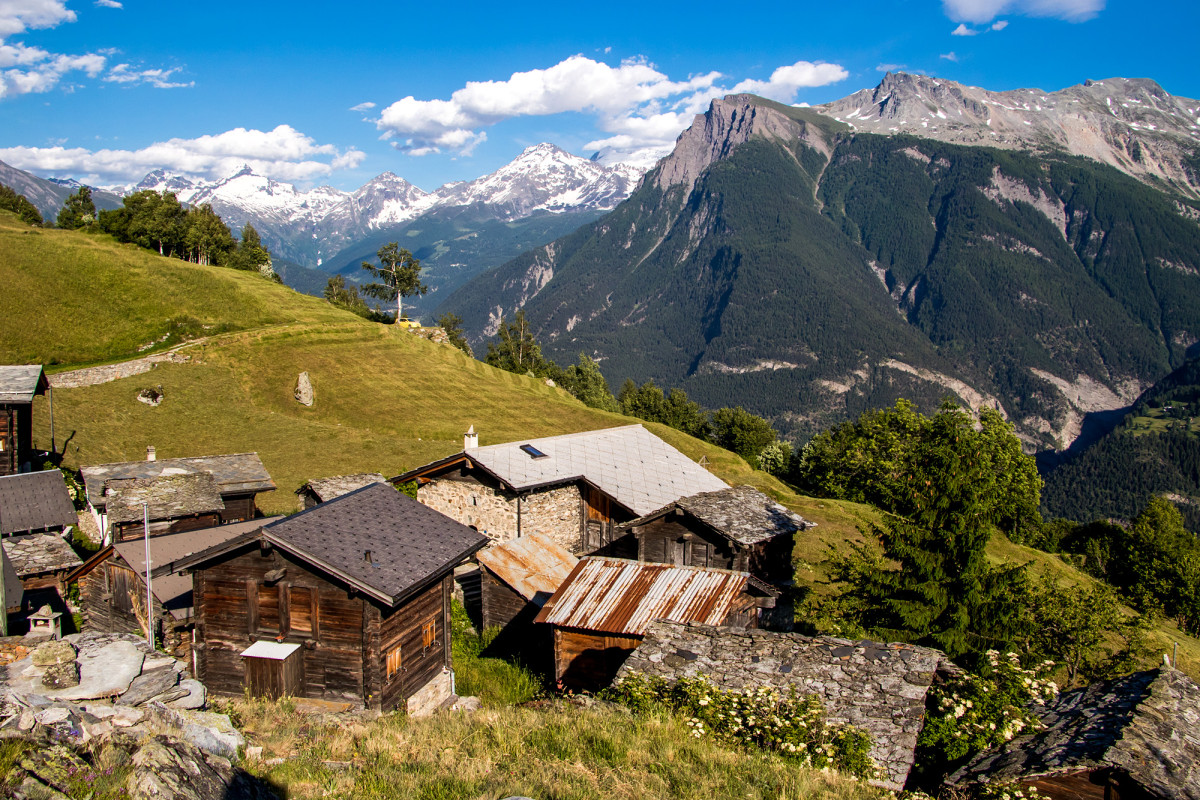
[
  {"left": 126, "top": 736, "right": 232, "bottom": 800},
  {"left": 294, "top": 371, "right": 314, "bottom": 406},
  {"left": 40, "top": 661, "right": 79, "bottom": 690}
]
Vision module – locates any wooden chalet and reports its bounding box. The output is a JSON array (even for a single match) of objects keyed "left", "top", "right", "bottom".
[
  {"left": 622, "top": 485, "right": 813, "bottom": 585},
  {"left": 946, "top": 667, "right": 1200, "bottom": 799},
  {"left": 175, "top": 483, "right": 487, "bottom": 713},
  {"left": 393, "top": 424, "right": 728, "bottom": 556},
  {"left": 533, "top": 557, "right": 778, "bottom": 690},
  {"left": 67, "top": 517, "right": 282, "bottom": 663},
  {"left": 475, "top": 531, "right": 577, "bottom": 666},
  {"left": 295, "top": 473, "right": 386, "bottom": 510},
  {"left": 0, "top": 470, "right": 78, "bottom": 538},
  {"left": 0, "top": 365, "right": 49, "bottom": 477},
  {"left": 81, "top": 451, "right": 276, "bottom": 544}
]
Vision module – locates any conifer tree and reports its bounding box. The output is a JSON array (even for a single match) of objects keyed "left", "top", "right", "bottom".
[
  {"left": 361, "top": 242, "right": 426, "bottom": 322},
  {"left": 56, "top": 186, "right": 96, "bottom": 229}
]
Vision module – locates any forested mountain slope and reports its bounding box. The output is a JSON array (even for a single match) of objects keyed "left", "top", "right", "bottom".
[{"left": 441, "top": 94, "right": 1200, "bottom": 447}]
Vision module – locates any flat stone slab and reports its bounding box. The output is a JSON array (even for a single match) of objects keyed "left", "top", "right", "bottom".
[
  {"left": 119, "top": 665, "right": 179, "bottom": 706},
  {"left": 15, "top": 641, "right": 146, "bottom": 701},
  {"left": 166, "top": 679, "right": 207, "bottom": 710}
]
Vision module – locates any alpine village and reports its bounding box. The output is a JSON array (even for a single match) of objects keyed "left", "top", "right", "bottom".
[{"left": 4, "top": 14, "right": 1200, "bottom": 800}]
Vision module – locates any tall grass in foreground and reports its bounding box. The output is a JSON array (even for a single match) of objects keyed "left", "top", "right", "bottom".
[{"left": 228, "top": 696, "right": 883, "bottom": 800}]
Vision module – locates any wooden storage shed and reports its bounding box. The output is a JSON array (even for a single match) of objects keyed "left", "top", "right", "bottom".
[
  {"left": 622, "top": 485, "right": 814, "bottom": 586},
  {"left": 176, "top": 483, "right": 487, "bottom": 713},
  {"left": 534, "top": 557, "right": 777, "bottom": 690},
  {"left": 0, "top": 365, "right": 49, "bottom": 477}
]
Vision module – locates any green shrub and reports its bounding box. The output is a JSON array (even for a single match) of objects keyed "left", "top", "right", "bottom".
[{"left": 605, "top": 673, "right": 875, "bottom": 780}]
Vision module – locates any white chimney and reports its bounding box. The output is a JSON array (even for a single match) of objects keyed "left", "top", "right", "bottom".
[
  {"left": 464, "top": 425, "right": 478, "bottom": 450},
  {"left": 146, "top": 446, "right": 156, "bottom": 462}
]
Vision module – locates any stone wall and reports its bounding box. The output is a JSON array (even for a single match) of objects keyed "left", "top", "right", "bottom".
[
  {"left": 417, "top": 479, "right": 583, "bottom": 552},
  {"left": 617, "top": 621, "right": 953, "bottom": 791}
]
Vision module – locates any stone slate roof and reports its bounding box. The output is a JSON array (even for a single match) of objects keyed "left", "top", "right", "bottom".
[
  {"left": 946, "top": 668, "right": 1200, "bottom": 799},
  {"left": 534, "top": 557, "right": 761, "bottom": 636},
  {"left": 476, "top": 531, "right": 578, "bottom": 604},
  {"left": 176, "top": 483, "right": 487, "bottom": 607},
  {"left": 104, "top": 473, "right": 226, "bottom": 524},
  {"left": 0, "top": 470, "right": 78, "bottom": 535},
  {"left": 625, "top": 485, "right": 814, "bottom": 546},
  {"left": 112, "top": 516, "right": 282, "bottom": 620},
  {"left": 397, "top": 425, "right": 727, "bottom": 517},
  {"left": 0, "top": 365, "right": 47, "bottom": 405},
  {"left": 81, "top": 453, "right": 276, "bottom": 510},
  {"left": 296, "top": 473, "right": 387, "bottom": 503},
  {"left": 2, "top": 533, "right": 82, "bottom": 578},
  {"left": 617, "top": 621, "right": 953, "bottom": 791}
]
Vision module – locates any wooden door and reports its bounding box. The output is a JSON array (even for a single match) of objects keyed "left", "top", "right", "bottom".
[{"left": 583, "top": 488, "right": 612, "bottom": 553}]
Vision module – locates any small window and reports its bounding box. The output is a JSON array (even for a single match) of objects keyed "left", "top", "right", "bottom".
[
  {"left": 422, "top": 619, "right": 436, "bottom": 649},
  {"left": 386, "top": 646, "right": 402, "bottom": 679},
  {"left": 519, "top": 444, "right": 549, "bottom": 459}
]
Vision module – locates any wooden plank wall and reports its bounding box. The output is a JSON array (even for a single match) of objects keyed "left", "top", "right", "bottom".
[
  {"left": 0, "top": 406, "right": 16, "bottom": 476},
  {"left": 112, "top": 513, "right": 223, "bottom": 542},
  {"left": 376, "top": 576, "right": 450, "bottom": 712},
  {"left": 195, "top": 546, "right": 367, "bottom": 705},
  {"left": 480, "top": 567, "right": 527, "bottom": 630},
  {"left": 218, "top": 495, "right": 258, "bottom": 524},
  {"left": 636, "top": 519, "right": 738, "bottom": 570},
  {"left": 553, "top": 627, "right": 642, "bottom": 690}
]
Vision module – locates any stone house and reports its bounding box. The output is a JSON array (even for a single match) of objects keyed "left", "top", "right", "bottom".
[
  {"left": 67, "top": 516, "right": 282, "bottom": 664},
  {"left": 945, "top": 667, "right": 1200, "bottom": 799},
  {"left": 393, "top": 424, "right": 728, "bottom": 555},
  {"left": 81, "top": 451, "right": 276, "bottom": 545},
  {"left": 295, "top": 473, "right": 386, "bottom": 510},
  {"left": 621, "top": 485, "right": 814, "bottom": 585},
  {"left": 534, "top": 557, "right": 777, "bottom": 690},
  {"left": 175, "top": 483, "right": 487, "bottom": 714},
  {"left": 616, "top": 620, "right": 954, "bottom": 791},
  {"left": 0, "top": 365, "right": 50, "bottom": 476}
]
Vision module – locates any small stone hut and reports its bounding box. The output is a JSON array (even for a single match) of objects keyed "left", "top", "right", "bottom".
[
  {"left": 295, "top": 473, "right": 386, "bottom": 510},
  {"left": 616, "top": 620, "right": 954, "bottom": 791},
  {"left": 621, "top": 485, "right": 813, "bottom": 585},
  {"left": 534, "top": 557, "right": 777, "bottom": 690},
  {"left": 393, "top": 425, "right": 728, "bottom": 556},
  {"left": 945, "top": 667, "right": 1200, "bottom": 799}
]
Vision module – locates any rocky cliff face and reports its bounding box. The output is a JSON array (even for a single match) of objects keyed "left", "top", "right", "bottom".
[{"left": 819, "top": 72, "right": 1200, "bottom": 199}]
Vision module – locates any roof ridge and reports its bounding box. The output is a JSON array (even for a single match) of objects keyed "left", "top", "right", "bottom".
[
  {"left": 467, "top": 423, "right": 645, "bottom": 451},
  {"left": 582, "top": 555, "right": 752, "bottom": 578}
]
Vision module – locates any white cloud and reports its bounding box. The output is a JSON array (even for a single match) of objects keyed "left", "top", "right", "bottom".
[
  {"left": 94, "top": 0, "right": 122, "bottom": 8},
  {"left": 952, "top": 23, "right": 979, "bottom": 35},
  {"left": 992, "top": 19, "right": 1009, "bottom": 29},
  {"left": 940, "top": 51, "right": 961, "bottom": 62},
  {"left": 105, "top": 63, "right": 191, "bottom": 89},
  {"left": 350, "top": 100, "right": 375, "bottom": 112},
  {"left": 0, "top": 124, "right": 366, "bottom": 184},
  {"left": 375, "top": 54, "right": 847, "bottom": 157},
  {"left": 942, "top": 0, "right": 1102, "bottom": 24},
  {"left": 876, "top": 63, "right": 905, "bottom": 72},
  {"left": 0, "top": 0, "right": 75, "bottom": 38}
]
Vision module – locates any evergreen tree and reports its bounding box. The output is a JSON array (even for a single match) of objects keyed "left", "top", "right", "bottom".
[
  {"left": 437, "top": 313, "right": 473, "bottom": 357},
  {"left": 484, "top": 310, "right": 554, "bottom": 376},
  {"left": 0, "top": 184, "right": 42, "bottom": 226},
  {"left": 56, "top": 186, "right": 96, "bottom": 229},
  {"left": 560, "top": 353, "right": 618, "bottom": 411},
  {"left": 361, "top": 242, "right": 427, "bottom": 322},
  {"left": 230, "top": 223, "right": 273, "bottom": 273}
]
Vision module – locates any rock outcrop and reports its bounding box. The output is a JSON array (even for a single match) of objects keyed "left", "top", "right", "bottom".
[{"left": 294, "top": 371, "right": 314, "bottom": 406}]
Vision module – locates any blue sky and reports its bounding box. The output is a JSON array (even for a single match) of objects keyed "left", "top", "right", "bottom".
[{"left": 1, "top": 0, "right": 1196, "bottom": 192}]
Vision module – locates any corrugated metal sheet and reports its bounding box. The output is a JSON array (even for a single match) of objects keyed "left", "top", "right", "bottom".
[
  {"left": 534, "top": 557, "right": 751, "bottom": 636},
  {"left": 476, "top": 531, "right": 578, "bottom": 602}
]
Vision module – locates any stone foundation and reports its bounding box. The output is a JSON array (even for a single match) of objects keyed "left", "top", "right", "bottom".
[{"left": 406, "top": 668, "right": 454, "bottom": 717}]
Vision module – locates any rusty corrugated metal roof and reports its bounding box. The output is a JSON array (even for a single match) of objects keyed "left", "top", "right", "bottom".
[
  {"left": 476, "top": 531, "right": 578, "bottom": 603},
  {"left": 534, "top": 557, "right": 752, "bottom": 636}
]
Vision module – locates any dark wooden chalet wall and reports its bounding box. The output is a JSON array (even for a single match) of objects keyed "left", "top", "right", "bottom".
[
  {"left": 479, "top": 566, "right": 552, "bottom": 672},
  {"left": 219, "top": 494, "right": 258, "bottom": 524},
  {"left": 112, "top": 513, "right": 222, "bottom": 543},
  {"left": 0, "top": 404, "right": 32, "bottom": 477},
  {"left": 194, "top": 545, "right": 449, "bottom": 712},
  {"left": 633, "top": 515, "right": 795, "bottom": 584},
  {"left": 480, "top": 566, "right": 527, "bottom": 631},
  {"left": 553, "top": 628, "right": 642, "bottom": 690},
  {"left": 78, "top": 557, "right": 190, "bottom": 659}
]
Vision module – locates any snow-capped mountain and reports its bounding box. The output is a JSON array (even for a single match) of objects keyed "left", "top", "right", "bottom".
[
  {"left": 115, "top": 143, "right": 648, "bottom": 266},
  {"left": 818, "top": 72, "right": 1200, "bottom": 198}
]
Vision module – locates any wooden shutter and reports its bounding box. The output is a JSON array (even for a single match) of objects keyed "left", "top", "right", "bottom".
[
  {"left": 386, "top": 646, "right": 402, "bottom": 679},
  {"left": 288, "top": 587, "right": 314, "bottom": 635},
  {"left": 108, "top": 565, "right": 135, "bottom": 614},
  {"left": 256, "top": 584, "right": 280, "bottom": 635},
  {"left": 422, "top": 619, "right": 436, "bottom": 649}
]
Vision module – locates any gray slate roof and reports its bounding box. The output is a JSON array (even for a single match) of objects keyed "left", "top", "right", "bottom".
[
  {"left": 401, "top": 425, "right": 727, "bottom": 517},
  {"left": 178, "top": 483, "right": 487, "bottom": 606},
  {"left": 104, "top": 473, "right": 226, "bottom": 524},
  {"left": 946, "top": 668, "right": 1200, "bottom": 799},
  {"left": 113, "top": 516, "right": 282, "bottom": 620},
  {"left": 2, "top": 533, "right": 82, "bottom": 578},
  {"left": 297, "top": 473, "right": 387, "bottom": 503},
  {"left": 81, "top": 453, "right": 276, "bottom": 510},
  {"left": 0, "top": 365, "right": 47, "bottom": 405},
  {"left": 617, "top": 621, "right": 952, "bottom": 791},
  {"left": 626, "top": 485, "right": 814, "bottom": 545},
  {"left": 0, "top": 470, "right": 78, "bottom": 535}
]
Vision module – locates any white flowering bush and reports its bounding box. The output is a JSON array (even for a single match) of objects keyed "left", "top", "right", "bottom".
[
  {"left": 605, "top": 673, "right": 875, "bottom": 779},
  {"left": 914, "top": 651, "right": 1058, "bottom": 783}
]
